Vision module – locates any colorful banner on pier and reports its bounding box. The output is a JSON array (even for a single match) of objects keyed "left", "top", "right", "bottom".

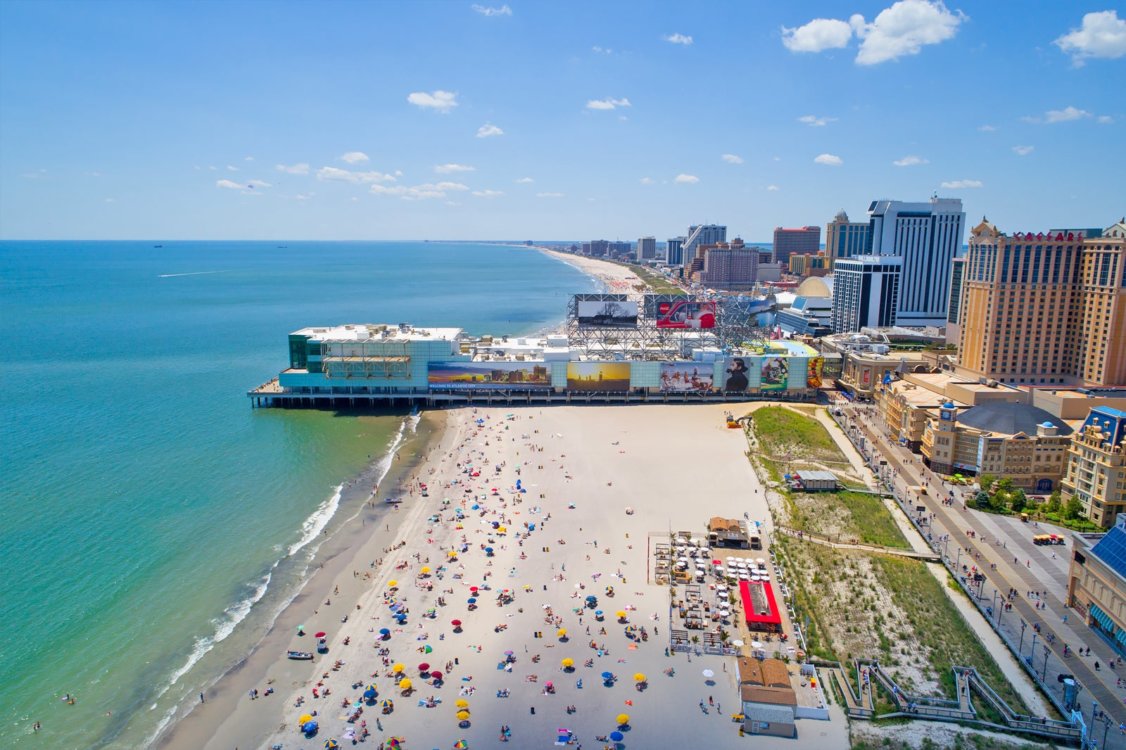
[
  {"left": 575, "top": 300, "right": 638, "bottom": 328},
  {"left": 807, "top": 357, "right": 824, "bottom": 389},
  {"left": 566, "top": 362, "right": 631, "bottom": 392},
  {"left": 654, "top": 299, "right": 716, "bottom": 329},
  {"left": 658, "top": 363, "right": 715, "bottom": 393},
  {"left": 760, "top": 356, "right": 789, "bottom": 392},
  {"left": 428, "top": 362, "right": 551, "bottom": 389},
  {"left": 722, "top": 357, "right": 752, "bottom": 393}
]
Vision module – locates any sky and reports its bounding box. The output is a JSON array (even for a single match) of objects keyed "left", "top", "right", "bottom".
[{"left": 1, "top": 0, "right": 1124, "bottom": 241}]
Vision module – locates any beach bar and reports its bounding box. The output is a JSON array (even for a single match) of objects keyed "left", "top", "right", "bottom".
[{"left": 739, "top": 579, "right": 782, "bottom": 633}]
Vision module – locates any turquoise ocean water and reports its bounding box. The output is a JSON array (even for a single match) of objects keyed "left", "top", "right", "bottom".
[{"left": 0, "top": 241, "right": 595, "bottom": 749}]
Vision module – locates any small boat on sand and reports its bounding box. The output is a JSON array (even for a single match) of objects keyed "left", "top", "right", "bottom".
[{"left": 287, "top": 650, "right": 314, "bottom": 660}]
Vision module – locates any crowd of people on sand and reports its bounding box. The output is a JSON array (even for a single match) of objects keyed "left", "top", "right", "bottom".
[{"left": 243, "top": 407, "right": 723, "bottom": 750}]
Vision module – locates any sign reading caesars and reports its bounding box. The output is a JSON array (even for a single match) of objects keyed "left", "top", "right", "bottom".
[
  {"left": 575, "top": 301, "right": 639, "bottom": 328},
  {"left": 655, "top": 299, "right": 716, "bottom": 329},
  {"left": 428, "top": 362, "right": 551, "bottom": 389},
  {"left": 658, "top": 363, "right": 715, "bottom": 393}
]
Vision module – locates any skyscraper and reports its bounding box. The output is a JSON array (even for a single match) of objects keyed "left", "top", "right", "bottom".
[
  {"left": 638, "top": 236, "right": 657, "bottom": 260},
  {"left": 682, "top": 224, "right": 726, "bottom": 264},
  {"left": 831, "top": 255, "right": 902, "bottom": 333},
  {"left": 695, "top": 239, "right": 759, "bottom": 290},
  {"left": 867, "top": 198, "right": 965, "bottom": 326},
  {"left": 772, "top": 225, "right": 820, "bottom": 265},
  {"left": 825, "top": 210, "right": 869, "bottom": 263},
  {"left": 945, "top": 256, "right": 966, "bottom": 345},
  {"left": 665, "top": 237, "right": 686, "bottom": 266}
]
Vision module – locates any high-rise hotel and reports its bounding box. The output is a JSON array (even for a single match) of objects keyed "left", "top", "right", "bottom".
[{"left": 957, "top": 219, "right": 1126, "bottom": 387}]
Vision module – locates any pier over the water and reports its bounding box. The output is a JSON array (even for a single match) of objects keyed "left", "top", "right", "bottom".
[{"left": 249, "top": 293, "right": 819, "bottom": 410}]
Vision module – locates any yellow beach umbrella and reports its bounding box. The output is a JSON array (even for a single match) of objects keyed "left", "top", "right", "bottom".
[
  {"left": 298, "top": 713, "right": 314, "bottom": 725},
  {"left": 616, "top": 713, "right": 630, "bottom": 726},
  {"left": 447, "top": 550, "right": 457, "bottom": 558},
  {"left": 420, "top": 566, "right": 431, "bottom": 574},
  {"left": 456, "top": 710, "right": 470, "bottom": 721},
  {"left": 392, "top": 663, "right": 405, "bottom": 673},
  {"left": 634, "top": 673, "right": 646, "bottom": 682},
  {"left": 454, "top": 698, "right": 470, "bottom": 709},
  {"left": 557, "top": 628, "right": 567, "bottom": 638},
  {"left": 616, "top": 610, "right": 627, "bottom": 619},
  {"left": 497, "top": 526, "right": 506, "bottom": 533},
  {"left": 561, "top": 658, "right": 574, "bottom": 669},
  {"left": 399, "top": 678, "right": 412, "bottom": 690},
  {"left": 387, "top": 580, "right": 398, "bottom": 588}
]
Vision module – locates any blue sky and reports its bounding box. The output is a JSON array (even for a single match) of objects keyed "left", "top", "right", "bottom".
[{"left": 1, "top": 1, "right": 1123, "bottom": 241}]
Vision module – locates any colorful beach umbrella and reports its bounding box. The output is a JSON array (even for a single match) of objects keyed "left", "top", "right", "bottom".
[
  {"left": 423, "top": 644, "right": 433, "bottom": 654},
  {"left": 302, "top": 720, "right": 318, "bottom": 734},
  {"left": 388, "top": 580, "right": 398, "bottom": 588},
  {"left": 299, "top": 713, "right": 314, "bottom": 725},
  {"left": 616, "top": 713, "right": 630, "bottom": 726},
  {"left": 325, "top": 740, "right": 339, "bottom": 750},
  {"left": 454, "top": 741, "right": 469, "bottom": 750}
]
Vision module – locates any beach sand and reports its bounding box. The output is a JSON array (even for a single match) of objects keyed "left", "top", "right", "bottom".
[
  {"left": 535, "top": 248, "right": 644, "bottom": 296},
  {"left": 161, "top": 403, "right": 845, "bottom": 750}
]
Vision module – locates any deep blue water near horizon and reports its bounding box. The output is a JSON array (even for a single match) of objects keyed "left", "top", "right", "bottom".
[{"left": 0, "top": 241, "right": 596, "bottom": 749}]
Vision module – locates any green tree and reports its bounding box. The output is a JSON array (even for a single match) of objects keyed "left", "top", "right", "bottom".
[
  {"left": 1046, "top": 491, "right": 1062, "bottom": 514},
  {"left": 1009, "top": 489, "right": 1028, "bottom": 513},
  {"left": 1065, "top": 496, "right": 1083, "bottom": 520},
  {"left": 978, "top": 473, "right": 997, "bottom": 494},
  {"left": 973, "top": 490, "right": 992, "bottom": 510}
]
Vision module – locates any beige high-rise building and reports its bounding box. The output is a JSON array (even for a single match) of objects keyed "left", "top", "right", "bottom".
[{"left": 958, "top": 219, "right": 1126, "bottom": 387}]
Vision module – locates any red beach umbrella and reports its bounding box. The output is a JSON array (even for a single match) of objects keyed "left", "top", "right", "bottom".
[
  {"left": 314, "top": 632, "right": 327, "bottom": 638},
  {"left": 418, "top": 663, "right": 430, "bottom": 672},
  {"left": 430, "top": 670, "right": 443, "bottom": 681}
]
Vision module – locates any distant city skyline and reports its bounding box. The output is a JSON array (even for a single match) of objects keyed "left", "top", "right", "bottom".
[{"left": 1, "top": 1, "right": 1124, "bottom": 240}]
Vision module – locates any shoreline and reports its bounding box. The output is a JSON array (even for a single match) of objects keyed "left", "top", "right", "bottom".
[
  {"left": 155, "top": 411, "right": 447, "bottom": 750},
  {"left": 533, "top": 246, "right": 645, "bottom": 295}
]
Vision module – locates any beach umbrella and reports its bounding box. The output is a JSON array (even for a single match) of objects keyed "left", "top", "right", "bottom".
[
  {"left": 467, "top": 597, "right": 477, "bottom": 604},
  {"left": 420, "top": 566, "right": 431, "bottom": 574},
  {"left": 633, "top": 673, "right": 646, "bottom": 682},
  {"left": 469, "top": 586, "right": 479, "bottom": 592},
  {"left": 379, "top": 627, "right": 391, "bottom": 639},
  {"left": 557, "top": 628, "right": 567, "bottom": 638},
  {"left": 503, "top": 650, "right": 514, "bottom": 657},
  {"left": 561, "top": 658, "right": 574, "bottom": 669},
  {"left": 299, "top": 713, "right": 314, "bottom": 725},
  {"left": 399, "top": 678, "right": 412, "bottom": 690},
  {"left": 448, "top": 550, "right": 458, "bottom": 558},
  {"left": 615, "top": 610, "right": 627, "bottom": 621},
  {"left": 454, "top": 741, "right": 469, "bottom": 750},
  {"left": 363, "top": 686, "right": 378, "bottom": 701},
  {"left": 498, "top": 526, "right": 506, "bottom": 533},
  {"left": 388, "top": 580, "right": 398, "bottom": 588},
  {"left": 601, "top": 671, "right": 614, "bottom": 680},
  {"left": 302, "top": 720, "right": 319, "bottom": 734},
  {"left": 387, "top": 739, "right": 402, "bottom": 749},
  {"left": 393, "top": 663, "right": 405, "bottom": 673},
  {"left": 610, "top": 731, "right": 624, "bottom": 742},
  {"left": 314, "top": 631, "right": 327, "bottom": 639},
  {"left": 423, "top": 644, "right": 433, "bottom": 654},
  {"left": 456, "top": 710, "right": 470, "bottom": 721},
  {"left": 325, "top": 740, "right": 339, "bottom": 750},
  {"left": 430, "top": 670, "right": 443, "bottom": 682},
  {"left": 616, "top": 713, "right": 630, "bottom": 727},
  {"left": 451, "top": 619, "right": 463, "bottom": 631},
  {"left": 455, "top": 698, "right": 470, "bottom": 708},
  {"left": 702, "top": 669, "right": 715, "bottom": 678},
  {"left": 419, "top": 662, "right": 431, "bottom": 673}
]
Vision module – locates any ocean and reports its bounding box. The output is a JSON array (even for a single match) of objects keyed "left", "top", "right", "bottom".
[{"left": 0, "top": 241, "right": 596, "bottom": 749}]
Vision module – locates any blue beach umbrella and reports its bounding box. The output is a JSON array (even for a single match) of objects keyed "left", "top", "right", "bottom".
[
  {"left": 610, "top": 731, "right": 624, "bottom": 741},
  {"left": 363, "top": 687, "right": 377, "bottom": 701},
  {"left": 601, "top": 671, "right": 613, "bottom": 680},
  {"left": 467, "top": 597, "right": 477, "bottom": 604},
  {"left": 302, "top": 720, "right": 318, "bottom": 734}
]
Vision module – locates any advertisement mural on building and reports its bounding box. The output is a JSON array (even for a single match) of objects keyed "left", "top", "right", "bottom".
[
  {"left": 566, "top": 362, "right": 631, "bottom": 392},
  {"left": 576, "top": 300, "right": 639, "bottom": 328},
  {"left": 723, "top": 357, "right": 751, "bottom": 393},
  {"left": 807, "top": 357, "right": 824, "bottom": 388},
  {"left": 761, "top": 357, "right": 789, "bottom": 391},
  {"left": 655, "top": 299, "right": 717, "bottom": 329},
  {"left": 428, "top": 362, "right": 551, "bottom": 389},
  {"left": 658, "top": 363, "right": 715, "bottom": 393}
]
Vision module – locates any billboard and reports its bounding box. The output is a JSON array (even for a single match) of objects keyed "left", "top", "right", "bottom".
[
  {"left": 659, "top": 363, "right": 715, "bottom": 393},
  {"left": 655, "top": 299, "right": 717, "bottom": 329},
  {"left": 760, "top": 356, "right": 789, "bottom": 392},
  {"left": 566, "top": 362, "right": 631, "bottom": 392},
  {"left": 807, "top": 357, "right": 824, "bottom": 389},
  {"left": 428, "top": 362, "right": 551, "bottom": 389},
  {"left": 576, "top": 300, "right": 638, "bottom": 328},
  {"left": 723, "top": 357, "right": 752, "bottom": 393}
]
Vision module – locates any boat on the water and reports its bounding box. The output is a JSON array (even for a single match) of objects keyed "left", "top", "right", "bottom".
[{"left": 287, "top": 650, "right": 314, "bottom": 660}]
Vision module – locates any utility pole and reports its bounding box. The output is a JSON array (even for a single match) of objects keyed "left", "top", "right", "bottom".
[
  {"left": 1041, "top": 644, "right": 1051, "bottom": 682},
  {"left": 1019, "top": 620, "right": 1027, "bottom": 655}
]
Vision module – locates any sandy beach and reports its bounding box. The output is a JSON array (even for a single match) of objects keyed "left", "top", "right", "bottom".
[
  {"left": 160, "top": 403, "right": 841, "bottom": 750},
  {"left": 535, "top": 248, "right": 645, "bottom": 296}
]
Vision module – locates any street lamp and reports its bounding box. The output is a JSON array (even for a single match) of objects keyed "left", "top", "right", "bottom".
[
  {"left": 1019, "top": 620, "right": 1027, "bottom": 654},
  {"left": 1041, "top": 644, "right": 1051, "bottom": 682},
  {"left": 1030, "top": 632, "right": 1039, "bottom": 666}
]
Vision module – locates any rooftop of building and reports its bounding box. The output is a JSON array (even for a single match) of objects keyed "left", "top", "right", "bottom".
[
  {"left": 956, "top": 401, "right": 1073, "bottom": 437},
  {"left": 887, "top": 379, "right": 950, "bottom": 407},
  {"left": 1090, "top": 515, "right": 1126, "bottom": 581},
  {"left": 794, "top": 276, "right": 833, "bottom": 298},
  {"left": 293, "top": 324, "right": 463, "bottom": 342}
]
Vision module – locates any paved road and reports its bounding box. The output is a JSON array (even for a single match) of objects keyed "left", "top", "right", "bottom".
[{"left": 837, "top": 403, "right": 1126, "bottom": 749}]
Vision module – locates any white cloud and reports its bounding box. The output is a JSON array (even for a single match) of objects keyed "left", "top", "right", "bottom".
[
  {"left": 1045, "top": 106, "right": 1092, "bottom": 123},
  {"left": 244, "top": 156, "right": 254, "bottom": 161},
  {"left": 105, "top": 197, "right": 116, "bottom": 203},
  {"left": 674, "top": 174, "right": 699, "bottom": 184},
  {"left": 471, "top": 4, "right": 511, "bottom": 16},
  {"left": 246, "top": 179, "right": 272, "bottom": 189},
  {"left": 766, "top": 184, "right": 781, "bottom": 191},
  {"left": 852, "top": 0, "right": 966, "bottom": 66},
  {"left": 515, "top": 177, "right": 534, "bottom": 184},
  {"left": 664, "top": 33, "right": 693, "bottom": 45},
  {"left": 340, "top": 151, "right": 370, "bottom": 164},
  {"left": 407, "top": 90, "right": 458, "bottom": 112},
  {"left": 226, "top": 164, "right": 239, "bottom": 172},
  {"left": 977, "top": 124, "right": 998, "bottom": 132},
  {"left": 639, "top": 177, "right": 655, "bottom": 185},
  {"left": 940, "top": 179, "right": 983, "bottom": 189},
  {"left": 22, "top": 168, "right": 47, "bottom": 179},
  {"left": 592, "top": 46, "right": 612, "bottom": 55},
  {"left": 893, "top": 155, "right": 928, "bottom": 166},
  {"left": 1012, "top": 145, "right": 1034, "bottom": 156},
  {"left": 216, "top": 179, "right": 244, "bottom": 189},
  {"left": 476, "top": 123, "right": 504, "bottom": 138},
  {"left": 586, "top": 97, "right": 631, "bottom": 110},
  {"left": 814, "top": 153, "right": 843, "bottom": 166},
  {"left": 721, "top": 153, "right": 744, "bottom": 164},
  {"left": 536, "top": 192, "right": 565, "bottom": 198},
  {"left": 781, "top": 18, "right": 853, "bottom": 52},
  {"left": 472, "top": 189, "right": 504, "bottom": 198},
  {"left": 276, "top": 163, "right": 310, "bottom": 175},
  {"left": 1098, "top": 115, "right": 1114, "bottom": 124},
  {"left": 798, "top": 114, "right": 837, "bottom": 127},
  {"left": 294, "top": 193, "right": 314, "bottom": 201},
  {"left": 1055, "top": 10, "right": 1126, "bottom": 65},
  {"left": 316, "top": 166, "right": 396, "bottom": 184},
  {"left": 371, "top": 181, "right": 469, "bottom": 200},
  {"left": 435, "top": 163, "right": 476, "bottom": 174}
]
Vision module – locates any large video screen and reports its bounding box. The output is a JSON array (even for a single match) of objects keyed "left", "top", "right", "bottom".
[
  {"left": 566, "top": 362, "right": 631, "bottom": 392},
  {"left": 761, "top": 356, "right": 789, "bottom": 392},
  {"left": 428, "top": 362, "right": 551, "bottom": 389},
  {"left": 576, "top": 300, "right": 639, "bottom": 328},
  {"left": 655, "top": 299, "right": 716, "bottom": 329},
  {"left": 659, "top": 363, "right": 715, "bottom": 393}
]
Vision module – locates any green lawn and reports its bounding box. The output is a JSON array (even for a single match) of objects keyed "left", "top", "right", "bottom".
[
  {"left": 836, "top": 491, "right": 910, "bottom": 549},
  {"left": 751, "top": 405, "right": 844, "bottom": 464}
]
